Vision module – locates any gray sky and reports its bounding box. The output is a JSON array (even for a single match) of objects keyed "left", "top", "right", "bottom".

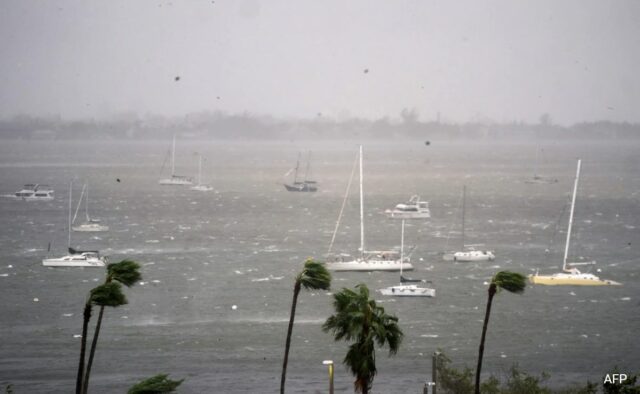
[{"left": 1, "top": 0, "right": 639, "bottom": 125}]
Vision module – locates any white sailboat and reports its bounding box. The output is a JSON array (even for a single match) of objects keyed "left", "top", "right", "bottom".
[
  {"left": 325, "top": 146, "right": 413, "bottom": 272},
  {"left": 190, "top": 154, "right": 213, "bottom": 191},
  {"left": 380, "top": 220, "right": 435, "bottom": 297},
  {"left": 445, "top": 185, "right": 495, "bottom": 262},
  {"left": 529, "top": 160, "right": 621, "bottom": 286},
  {"left": 43, "top": 182, "right": 107, "bottom": 267},
  {"left": 159, "top": 135, "right": 194, "bottom": 186},
  {"left": 72, "top": 183, "right": 109, "bottom": 232}
]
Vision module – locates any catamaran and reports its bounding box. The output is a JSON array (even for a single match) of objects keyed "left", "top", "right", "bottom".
[
  {"left": 444, "top": 185, "right": 495, "bottom": 262},
  {"left": 380, "top": 220, "right": 435, "bottom": 297},
  {"left": 283, "top": 152, "right": 317, "bottom": 192},
  {"left": 42, "top": 182, "right": 106, "bottom": 268},
  {"left": 324, "top": 146, "right": 412, "bottom": 272},
  {"left": 385, "top": 195, "right": 431, "bottom": 219},
  {"left": 159, "top": 135, "right": 194, "bottom": 186},
  {"left": 529, "top": 160, "right": 621, "bottom": 286},
  {"left": 72, "top": 183, "right": 109, "bottom": 232},
  {"left": 525, "top": 147, "right": 558, "bottom": 184}
]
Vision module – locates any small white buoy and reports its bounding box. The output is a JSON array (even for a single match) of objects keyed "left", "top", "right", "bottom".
[
  {"left": 33, "top": 298, "right": 39, "bottom": 302},
  {"left": 231, "top": 305, "right": 237, "bottom": 310}
]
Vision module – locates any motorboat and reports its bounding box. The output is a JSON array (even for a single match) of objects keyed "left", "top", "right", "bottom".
[
  {"left": 12, "top": 184, "right": 54, "bottom": 201},
  {"left": 385, "top": 195, "right": 431, "bottom": 219}
]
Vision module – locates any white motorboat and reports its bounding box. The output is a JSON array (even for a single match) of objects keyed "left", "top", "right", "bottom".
[
  {"left": 12, "top": 184, "right": 54, "bottom": 201},
  {"left": 529, "top": 160, "right": 621, "bottom": 286},
  {"left": 190, "top": 154, "right": 214, "bottom": 191},
  {"left": 385, "top": 195, "right": 431, "bottom": 219},
  {"left": 325, "top": 146, "right": 412, "bottom": 272},
  {"left": 72, "top": 183, "right": 109, "bottom": 232},
  {"left": 380, "top": 220, "right": 435, "bottom": 297},
  {"left": 445, "top": 185, "right": 495, "bottom": 262},
  {"left": 159, "top": 135, "right": 194, "bottom": 186}
]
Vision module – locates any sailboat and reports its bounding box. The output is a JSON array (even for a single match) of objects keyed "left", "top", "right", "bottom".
[
  {"left": 445, "top": 185, "right": 495, "bottom": 262},
  {"left": 43, "top": 182, "right": 107, "bottom": 267},
  {"left": 324, "top": 146, "right": 412, "bottom": 272},
  {"left": 380, "top": 220, "right": 435, "bottom": 297},
  {"left": 529, "top": 160, "right": 621, "bottom": 286},
  {"left": 190, "top": 154, "right": 214, "bottom": 191},
  {"left": 525, "top": 147, "right": 558, "bottom": 184},
  {"left": 283, "top": 152, "right": 317, "bottom": 192},
  {"left": 158, "top": 135, "right": 194, "bottom": 186},
  {"left": 72, "top": 183, "right": 109, "bottom": 232}
]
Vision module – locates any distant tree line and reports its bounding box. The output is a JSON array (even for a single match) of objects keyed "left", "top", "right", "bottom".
[{"left": 0, "top": 112, "right": 639, "bottom": 140}]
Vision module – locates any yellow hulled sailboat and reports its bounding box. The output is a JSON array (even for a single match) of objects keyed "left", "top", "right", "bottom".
[{"left": 529, "top": 160, "right": 621, "bottom": 286}]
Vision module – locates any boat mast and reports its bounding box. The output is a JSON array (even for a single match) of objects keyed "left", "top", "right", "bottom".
[
  {"left": 198, "top": 154, "right": 202, "bottom": 185},
  {"left": 304, "top": 151, "right": 311, "bottom": 182},
  {"left": 461, "top": 185, "right": 466, "bottom": 250},
  {"left": 359, "top": 145, "right": 364, "bottom": 259},
  {"left": 68, "top": 182, "right": 72, "bottom": 249},
  {"left": 293, "top": 153, "right": 301, "bottom": 184},
  {"left": 171, "top": 134, "right": 176, "bottom": 177},
  {"left": 400, "top": 219, "right": 405, "bottom": 277},
  {"left": 563, "top": 159, "right": 581, "bottom": 271},
  {"left": 85, "top": 183, "right": 90, "bottom": 221}
]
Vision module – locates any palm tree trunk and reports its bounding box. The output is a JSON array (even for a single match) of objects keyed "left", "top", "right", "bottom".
[
  {"left": 280, "top": 281, "right": 301, "bottom": 394},
  {"left": 475, "top": 284, "right": 496, "bottom": 394},
  {"left": 81, "top": 305, "right": 105, "bottom": 394},
  {"left": 76, "top": 303, "right": 92, "bottom": 394}
]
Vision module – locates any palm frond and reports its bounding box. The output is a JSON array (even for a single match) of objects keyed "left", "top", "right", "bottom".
[
  {"left": 299, "top": 259, "right": 331, "bottom": 291},
  {"left": 492, "top": 271, "right": 527, "bottom": 294},
  {"left": 127, "top": 373, "right": 184, "bottom": 394},
  {"left": 107, "top": 260, "right": 142, "bottom": 287},
  {"left": 90, "top": 282, "right": 127, "bottom": 307}
]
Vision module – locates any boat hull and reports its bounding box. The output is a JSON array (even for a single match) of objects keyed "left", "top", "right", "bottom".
[
  {"left": 452, "top": 250, "right": 495, "bottom": 262},
  {"left": 380, "top": 285, "right": 435, "bottom": 297},
  {"left": 284, "top": 183, "right": 317, "bottom": 192},
  {"left": 528, "top": 273, "right": 621, "bottom": 286},
  {"left": 191, "top": 185, "right": 214, "bottom": 191},
  {"left": 72, "top": 224, "right": 109, "bottom": 232},
  {"left": 43, "top": 257, "right": 106, "bottom": 267},
  {"left": 325, "top": 259, "right": 413, "bottom": 272},
  {"left": 159, "top": 177, "right": 193, "bottom": 186},
  {"left": 385, "top": 211, "right": 430, "bottom": 219}
]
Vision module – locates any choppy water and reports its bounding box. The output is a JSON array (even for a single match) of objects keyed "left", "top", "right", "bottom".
[{"left": 0, "top": 139, "right": 638, "bottom": 393}]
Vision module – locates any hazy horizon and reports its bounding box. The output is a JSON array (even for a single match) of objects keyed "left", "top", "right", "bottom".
[{"left": 1, "top": 1, "right": 639, "bottom": 126}]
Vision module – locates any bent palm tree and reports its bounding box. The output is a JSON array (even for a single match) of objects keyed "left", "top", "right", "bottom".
[
  {"left": 323, "top": 284, "right": 403, "bottom": 394},
  {"left": 280, "top": 259, "right": 331, "bottom": 394},
  {"left": 475, "top": 271, "right": 526, "bottom": 394},
  {"left": 81, "top": 260, "right": 141, "bottom": 394}
]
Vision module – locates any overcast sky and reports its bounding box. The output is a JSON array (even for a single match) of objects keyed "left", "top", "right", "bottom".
[{"left": 1, "top": 0, "right": 639, "bottom": 125}]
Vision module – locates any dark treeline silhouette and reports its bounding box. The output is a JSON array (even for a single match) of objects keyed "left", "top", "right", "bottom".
[{"left": 1, "top": 111, "right": 639, "bottom": 140}]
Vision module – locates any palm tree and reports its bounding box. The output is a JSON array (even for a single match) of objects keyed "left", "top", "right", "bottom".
[
  {"left": 475, "top": 271, "right": 527, "bottom": 394},
  {"left": 322, "top": 284, "right": 403, "bottom": 394},
  {"left": 280, "top": 259, "right": 331, "bottom": 394},
  {"left": 82, "top": 260, "right": 141, "bottom": 394},
  {"left": 76, "top": 281, "right": 128, "bottom": 393}
]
